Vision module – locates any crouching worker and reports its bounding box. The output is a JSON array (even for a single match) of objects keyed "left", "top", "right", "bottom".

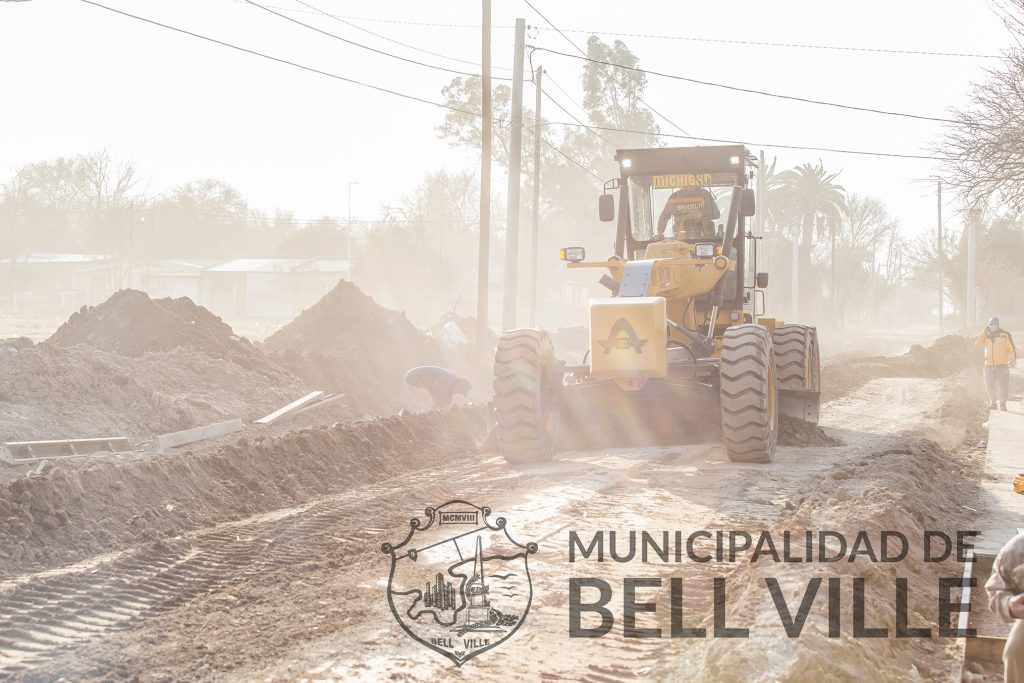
[
  {"left": 403, "top": 366, "right": 471, "bottom": 409},
  {"left": 976, "top": 316, "right": 1017, "bottom": 411},
  {"left": 986, "top": 531, "right": 1024, "bottom": 683}
]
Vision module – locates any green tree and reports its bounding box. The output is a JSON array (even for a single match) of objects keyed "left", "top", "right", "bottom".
[{"left": 581, "top": 36, "right": 660, "bottom": 150}]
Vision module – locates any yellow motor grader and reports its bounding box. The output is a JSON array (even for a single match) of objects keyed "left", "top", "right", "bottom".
[{"left": 492, "top": 144, "right": 820, "bottom": 464}]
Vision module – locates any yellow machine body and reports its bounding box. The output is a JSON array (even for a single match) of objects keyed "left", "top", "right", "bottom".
[{"left": 589, "top": 297, "right": 667, "bottom": 385}]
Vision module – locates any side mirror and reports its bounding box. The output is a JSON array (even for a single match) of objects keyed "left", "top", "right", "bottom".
[
  {"left": 740, "top": 188, "right": 756, "bottom": 218},
  {"left": 598, "top": 193, "right": 615, "bottom": 222},
  {"left": 755, "top": 272, "right": 769, "bottom": 288}
]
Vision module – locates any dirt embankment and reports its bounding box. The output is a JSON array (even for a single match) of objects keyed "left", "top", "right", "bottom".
[
  {"left": 0, "top": 290, "right": 306, "bottom": 442},
  {"left": 674, "top": 381, "right": 987, "bottom": 682},
  {"left": 48, "top": 290, "right": 267, "bottom": 370},
  {"left": 687, "top": 434, "right": 975, "bottom": 682},
  {"left": 0, "top": 407, "right": 487, "bottom": 578},
  {"left": 263, "top": 281, "right": 490, "bottom": 415},
  {"left": 822, "top": 334, "right": 981, "bottom": 402}
]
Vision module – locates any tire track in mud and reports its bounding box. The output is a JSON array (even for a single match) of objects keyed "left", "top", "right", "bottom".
[
  {"left": 0, "top": 457, "right": 513, "bottom": 674},
  {"left": 2, "top": 386, "right": 966, "bottom": 682}
]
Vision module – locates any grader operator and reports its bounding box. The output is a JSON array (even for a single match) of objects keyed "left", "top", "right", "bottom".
[{"left": 491, "top": 144, "right": 821, "bottom": 465}]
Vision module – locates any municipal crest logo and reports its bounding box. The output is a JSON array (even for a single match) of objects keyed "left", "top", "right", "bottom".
[{"left": 381, "top": 501, "right": 537, "bottom": 666}]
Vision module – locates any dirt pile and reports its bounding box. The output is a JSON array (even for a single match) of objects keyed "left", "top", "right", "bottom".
[
  {"left": 263, "top": 281, "right": 488, "bottom": 415},
  {"left": 0, "top": 340, "right": 306, "bottom": 442},
  {"left": 48, "top": 289, "right": 266, "bottom": 370},
  {"left": 823, "top": 334, "right": 980, "bottom": 401},
  {"left": 682, "top": 434, "right": 975, "bottom": 682},
  {"left": 778, "top": 415, "right": 842, "bottom": 447},
  {"left": 0, "top": 406, "right": 488, "bottom": 578}
]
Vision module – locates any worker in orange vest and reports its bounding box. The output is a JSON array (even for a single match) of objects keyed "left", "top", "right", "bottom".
[{"left": 976, "top": 316, "right": 1017, "bottom": 411}]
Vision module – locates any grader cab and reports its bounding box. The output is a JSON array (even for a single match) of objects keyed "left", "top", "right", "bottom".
[{"left": 492, "top": 144, "right": 820, "bottom": 464}]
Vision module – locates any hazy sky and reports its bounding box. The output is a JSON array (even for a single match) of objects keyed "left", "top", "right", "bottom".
[{"left": 0, "top": 0, "right": 1015, "bottom": 236}]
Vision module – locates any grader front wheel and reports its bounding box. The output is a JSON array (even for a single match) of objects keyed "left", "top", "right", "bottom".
[
  {"left": 719, "top": 325, "right": 779, "bottom": 464},
  {"left": 492, "top": 329, "right": 560, "bottom": 464}
]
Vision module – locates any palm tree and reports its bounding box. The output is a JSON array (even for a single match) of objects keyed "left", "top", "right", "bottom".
[
  {"left": 776, "top": 162, "right": 846, "bottom": 250},
  {"left": 773, "top": 162, "right": 845, "bottom": 320}
]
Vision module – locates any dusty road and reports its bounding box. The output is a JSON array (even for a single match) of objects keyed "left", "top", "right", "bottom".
[{"left": 0, "top": 374, "right": 987, "bottom": 682}]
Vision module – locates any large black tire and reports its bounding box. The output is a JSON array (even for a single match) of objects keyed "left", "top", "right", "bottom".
[
  {"left": 719, "top": 325, "right": 778, "bottom": 464},
  {"left": 492, "top": 329, "right": 560, "bottom": 464},
  {"left": 772, "top": 324, "right": 821, "bottom": 424}
]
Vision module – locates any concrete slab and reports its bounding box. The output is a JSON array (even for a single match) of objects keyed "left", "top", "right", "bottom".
[
  {"left": 156, "top": 419, "right": 243, "bottom": 454},
  {"left": 975, "top": 407, "right": 1024, "bottom": 556}
]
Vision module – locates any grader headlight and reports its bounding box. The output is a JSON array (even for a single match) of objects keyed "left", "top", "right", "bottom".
[
  {"left": 560, "top": 247, "right": 586, "bottom": 263},
  {"left": 693, "top": 242, "right": 716, "bottom": 258}
]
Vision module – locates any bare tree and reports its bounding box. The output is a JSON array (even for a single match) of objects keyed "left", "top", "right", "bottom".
[
  {"left": 822, "top": 195, "right": 896, "bottom": 324},
  {"left": 942, "top": 1, "right": 1024, "bottom": 209}
]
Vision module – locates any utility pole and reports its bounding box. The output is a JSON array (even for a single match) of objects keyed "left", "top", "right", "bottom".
[
  {"left": 127, "top": 200, "right": 134, "bottom": 289},
  {"left": 791, "top": 227, "right": 799, "bottom": 323},
  {"left": 829, "top": 217, "right": 836, "bottom": 325},
  {"left": 347, "top": 180, "right": 359, "bottom": 263},
  {"left": 527, "top": 65, "right": 542, "bottom": 327},
  {"left": 502, "top": 17, "right": 526, "bottom": 331},
  {"left": 756, "top": 151, "right": 765, "bottom": 236},
  {"left": 937, "top": 180, "right": 943, "bottom": 332},
  {"left": 967, "top": 205, "right": 978, "bottom": 327},
  {"left": 476, "top": 0, "right": 492, "bottom": 350}
]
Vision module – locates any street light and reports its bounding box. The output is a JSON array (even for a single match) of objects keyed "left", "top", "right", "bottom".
[{"left": 347, "top": 181, "right": 360, "bottom": 273}]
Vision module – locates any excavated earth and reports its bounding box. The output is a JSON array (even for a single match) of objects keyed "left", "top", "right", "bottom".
[
  {"left": 0, "top": 331, "right": 995, "bottom": 682},
  {"left": 1, "top": 290, "right": 308, "bottom": 443},
  {"left": 262, "top": 281, "right": 491, "bottom": 416}
]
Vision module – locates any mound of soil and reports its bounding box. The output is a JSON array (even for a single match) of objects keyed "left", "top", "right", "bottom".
[
  {"left": 822, "top": 334, "right": 980, "bottom": 401},
  {"left": 0, "top": 340, "right": 306, "bottom": 442},
  {"left": 0, "top": 407, "right": 487, "bottom": 577},
  {"left": 263, "top": 281, "right": 467, "bottom": 415},
  {"left": 778, "top": 415, "right": 842, "bottom": 447},
  {"left": 688, "top": 433, "right": 976, "bottom": 682},
  {"left": 48, "top": 289, "right": 265, "bottom": 369}
]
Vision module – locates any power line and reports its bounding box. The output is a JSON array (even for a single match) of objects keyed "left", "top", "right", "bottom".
[
  {"left": 520, "top": 0, "right": 694, "bottom": 138},
  {"left": 543, "top": 119, "right": 947, "bottom": 160},
  {"left": 80, "top": 1, "right": 952, "bottom": 162},
  {"left": 540, "top": 86, "right": 617, "bottom": 150},
  {"left": 81, "top": 0, "right": 484, "bottom": 117},
  {"left": 529, "top": 27, "right": 1001, "bottom": 59},
  {"left": 538, "top": 136, "right": 603, "bottom": 184},
  {"left": 543, "top": 71, "right": 589, "bottom": 117},
  {"left": 239, "top": 0, "right": 510, "bottom": 81},
  {"left": 290, "top": 0, "right": 513, "bottom": 71},
  {"left": 530, "top": 45, "right": 959, "bottom": 124},
  {"left": 221, "top": 4, "right": 1001, "bottom": 59}
]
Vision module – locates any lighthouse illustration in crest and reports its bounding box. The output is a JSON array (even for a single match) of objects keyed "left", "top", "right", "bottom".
[{"left": 463, "top": 536, "right": 493, "bottom": 628}]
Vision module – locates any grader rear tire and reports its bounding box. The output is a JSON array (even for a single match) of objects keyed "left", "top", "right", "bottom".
[
  {"left": 772, "top": 324, "right": 821, "bottom": 424},
  {"left": 719, "top": 325, "right": 778, "bottom": 464},
  {"left": 492, "top": 329, "right": 560, "bottom": 464}
]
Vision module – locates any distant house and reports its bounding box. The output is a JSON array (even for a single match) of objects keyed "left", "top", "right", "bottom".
[
  {"left": 199, "top": 257, "right": 351, "bottom": 319},
  {"left": 0, "top": 253, "right": 120, "bottom": 312},
  {"left": 143, "top": 259, "right": 210, "bottom": 302}
]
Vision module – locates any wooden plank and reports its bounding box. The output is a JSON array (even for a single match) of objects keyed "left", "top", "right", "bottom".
[
  {"left": 1, "top": 437, "right": 130, "bottom": 462},
  {"left": 255, "top": 391, "right": 324, "bottom": 426},
  {"left": 4, "top": 437, "right": 129, "bottom": 448},
  {"left": 288, "top": 393, "right": 345, "bottom": 419},
  {"left": 157, "top": 419, "right": 242, "bottom": 453}
]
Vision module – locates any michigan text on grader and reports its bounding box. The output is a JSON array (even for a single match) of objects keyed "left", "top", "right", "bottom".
[{"left": 492, "top": 144, "right": 822, "bottom": 465}]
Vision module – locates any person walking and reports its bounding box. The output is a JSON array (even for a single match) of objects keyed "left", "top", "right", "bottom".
[{"left": 976, "top": 317, "right": 1017, "bottom": 411}]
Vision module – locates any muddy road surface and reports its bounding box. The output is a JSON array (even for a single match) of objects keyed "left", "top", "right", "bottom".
[{"left": 0, "top": 373, "right": 987, "bottom": 682}]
